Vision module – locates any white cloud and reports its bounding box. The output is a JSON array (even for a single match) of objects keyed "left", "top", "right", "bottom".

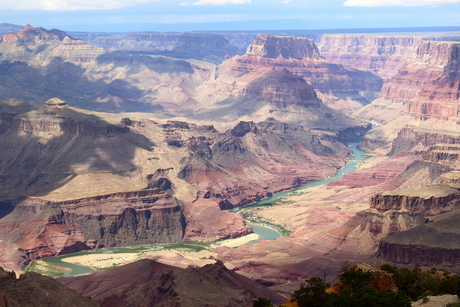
[
  {"left": 186, "top": 0, "right": 251, "bottom": 5},
  {"left": 282, "top": 0, "right": 292, "bottom": 3},
  {"left": 1, "top": 0, "right": 161, "bottom": 11},
  {"left": 344, "top": 0, "right": 460, "bottom": 6}
]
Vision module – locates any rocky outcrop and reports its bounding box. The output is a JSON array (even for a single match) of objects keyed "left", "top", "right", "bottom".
[
  {"left": 390, "top": 127, "right": 460, "bottom": 156},
  {"left": 59, "top": 259, "right": 285, "bottom": 307},
  {"left": 377, "top": 211, "right": 460, "bottom": 268},
  {"left": 370, "top": 184, "right": 460, "bottom": 215},
  {"left": 0, "top": 267, "right": 98, "bottom": 307},
  {"left": 192, "top": 34, "right": 376, "bottom": 131},
  {"left": 1, "top": 24, "right": 66, "bottom": 45},
  {"left": 213, "top": 34, "right": 382, "bottom": 96}
]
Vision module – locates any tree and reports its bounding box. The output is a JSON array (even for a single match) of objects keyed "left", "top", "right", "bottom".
[
  {"left": 252, "top": 297, "right": 273, "bottom": 307},
  {"left": 292, "top": 277, "right": 331, "bottom": 307}
]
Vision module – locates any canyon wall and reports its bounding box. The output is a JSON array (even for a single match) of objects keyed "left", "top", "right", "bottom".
[
  {"left": 356, "top": 40, "right": 460, "bottom": 125},
  {"left": 0, "top": 189, "right": 186, "bottom": 264}
]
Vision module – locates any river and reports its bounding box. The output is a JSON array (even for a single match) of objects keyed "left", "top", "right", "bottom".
[
  {"left": 234, "top": 142, "right": 367, "bottom": 245},
  {"left": 30, "top": 142, "right": 366, "bottom": 277}
]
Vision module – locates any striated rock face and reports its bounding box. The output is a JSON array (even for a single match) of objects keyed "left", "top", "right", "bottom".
[
  {"left": 59, "top": 259, "right": 285, "bottom": 307},
  {"left": 0, "top": 189, "right": 185, "bottom": 265},
  {"left": 377, "top": 211, "right": 460, "bottom": 268},
  {"left": 318, "top": 35, "right": 423, "bottom": 78},
  {"left": 356, "top": 40, "right": 460, "bottom": 125},
  {"left": 389, "top": 127, "right": 460, "bottom": 166},
  {"left": 370, "top": 185, "right": 460, "bottom": 215},
  {"left": 246, "top": 34, "right": 322, "bottom": 60},
  {"left": 211, "top": 34, "right": 382, "bottom": 97}
]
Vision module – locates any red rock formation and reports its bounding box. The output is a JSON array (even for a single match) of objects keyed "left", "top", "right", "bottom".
[
  {"left": 0, "top": 189, "right": 186, "bottom": 267},
  {"left": 0, "top": 24, "right": 66, "bottom": 45},
  {"left": 356, "top": 41, "right": 460, "bottom": 125},
  {"left": 318, "top": 35, "right": 423, "bottom": 78},
  {"left": 211, "top": 34, "right": 382, "bottom": 94}
]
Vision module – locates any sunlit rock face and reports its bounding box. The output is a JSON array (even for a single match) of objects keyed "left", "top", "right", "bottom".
[
  {"left": 356, "top": 41, "right": 460, "bottom": 125},
  {"left": 318, "top": 35, "right": 423, "bottom": 78}
]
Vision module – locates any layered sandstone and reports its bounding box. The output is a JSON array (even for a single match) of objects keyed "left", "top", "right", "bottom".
[
  {"left": 370, "top": 184, "right": 460, "bottom": 215},
  {"left": 377, "top": 210, "right": 460, "bottom": 268},
  {"left": 202, "top": 34, "right": 382, "bottom": 100},
  {"left": 318, "top": 35, "right": 423, "bottom": 78},
  {"left": 0, "top": 189, "right": 186, "bottom": 267},
  {"left": 356, "top": 41, "right": 460, "bottom": 125}
]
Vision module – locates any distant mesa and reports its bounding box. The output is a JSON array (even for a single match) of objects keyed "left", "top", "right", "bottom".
[
  {"left": 44, "top": 97, "right": 67, "bottom": 106},
  {"left": 246, "top": 34, "right": 322, "bottom": 60}
]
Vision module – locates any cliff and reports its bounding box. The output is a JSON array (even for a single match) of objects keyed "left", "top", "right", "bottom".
[
  {"left": 0, "top": 189, "right": 186, "bottom": 266},
  {"left": 355, "top": 40, "right": 460, "bottom": 125},
  {"left": 377, "top": 211, "right": 460, "bottom": 268},
  {"left": 318, "top": 35, "right": 423, "bottom": 78},
  {"left": 370, "top": 184, "right": 460, "bottom": 215}
]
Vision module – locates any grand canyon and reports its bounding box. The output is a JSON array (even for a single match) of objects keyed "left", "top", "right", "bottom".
[{"left": 1, "top": 22, "right": 460, "bottom": 306}]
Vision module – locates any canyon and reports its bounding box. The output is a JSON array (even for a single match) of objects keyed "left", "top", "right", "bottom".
[{"left": 2, "top": 23, "right": 460, "bottom": 304}]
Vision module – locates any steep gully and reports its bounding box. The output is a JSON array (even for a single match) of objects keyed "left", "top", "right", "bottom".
[{"left": 36, "top": 142, "right": 367, "bottom": 276}]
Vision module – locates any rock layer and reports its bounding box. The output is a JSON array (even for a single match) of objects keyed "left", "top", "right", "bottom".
[{"left": 356, "top": 40, "right": 460, "bottom": 125}]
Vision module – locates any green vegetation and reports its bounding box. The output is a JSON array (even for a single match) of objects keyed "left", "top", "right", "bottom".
[
  {"left": 380, "top": 265, "right": 460, "bottom": 301},
  {"left": 253, "top": 297, "right": 274, "bottom": 307},
  {"left": 237, "top": 207, "right": 292, "bottom": 237},
  {"left": 23, "top": 260, "right": 67, "bottom": 278},
  {"left": 256, "top": 264, "right": 460, "bottom": 307},
  {"left": 288, "top": 268, "right": 411, "bottom": 307}
]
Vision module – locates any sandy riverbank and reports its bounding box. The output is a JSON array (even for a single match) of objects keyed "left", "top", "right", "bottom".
[{"left": 59, "top": 233, "right": 261, "bottom": 271}]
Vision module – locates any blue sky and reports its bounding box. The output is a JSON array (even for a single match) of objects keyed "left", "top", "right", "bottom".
[{"left": 1, "top": 0, "right": 460, "bottom": 32}]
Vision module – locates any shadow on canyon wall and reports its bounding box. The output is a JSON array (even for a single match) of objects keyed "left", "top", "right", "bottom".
[
  {"left": 0, "top": 98, "right": 155, "bottom": 202},
  {"left": 0, "top": 55, "right": 189, "bottom": 113}
]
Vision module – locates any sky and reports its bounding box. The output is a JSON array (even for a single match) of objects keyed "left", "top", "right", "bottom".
[{"left": 1, "top": 0, "right": 460, "bottom": 33}]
